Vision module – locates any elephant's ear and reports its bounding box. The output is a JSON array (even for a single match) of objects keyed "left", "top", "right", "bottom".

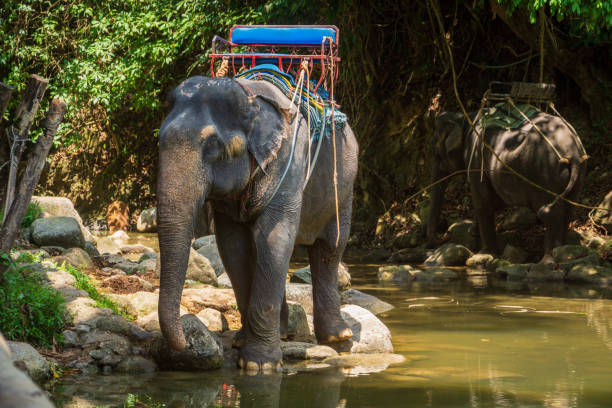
[
  {"left": 444, "top": 126, "right": 463, "bottom": 156},
  {"left": 246, "top": 95, "right": 293, "bottom": 171}
]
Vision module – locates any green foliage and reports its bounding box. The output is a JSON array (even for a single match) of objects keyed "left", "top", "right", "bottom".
[
  {"left": 0, "top": 254, "right": 66, "bottom": 346},
  {"left": 498, "top": 0, "right": 612, "bottom": 39},
  {"left": 21, "top": 202, "right": 42, "bottom": 228},
  {"left": 58, "top": 262, "right": 133, "bottom": 320}
]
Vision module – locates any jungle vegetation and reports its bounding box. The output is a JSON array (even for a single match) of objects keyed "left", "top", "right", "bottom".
[{"left": 0, "top": 0, "right": 610, "bottom": 238}]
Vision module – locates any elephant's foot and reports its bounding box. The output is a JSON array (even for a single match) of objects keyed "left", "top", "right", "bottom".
[
  {"left": 232, "top": 328, "right": 247, "bottom": 348},
  {"left": 539, "top": 253, "right": 555, "bottom": 265},
  {"left": 315, "top": 317, "right": 353, "bottom": 344},
  {"left": 238, "top": 339, "right": 282, "bottom": 373}
]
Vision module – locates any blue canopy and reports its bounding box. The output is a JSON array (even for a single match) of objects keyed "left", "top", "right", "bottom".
[{"left": 232, "top": 26, "right": 337, "bottom": 46}]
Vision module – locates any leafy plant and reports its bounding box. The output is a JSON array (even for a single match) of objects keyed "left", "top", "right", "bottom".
[
  {"left": 0, "top": 255, "right": 66, "bottom": 346},
  {"left": 21, "top": 202, "right": 42, "bottom": 228},
  {"left": 58, "top": 262, "right": 133, "bottom": 320}
]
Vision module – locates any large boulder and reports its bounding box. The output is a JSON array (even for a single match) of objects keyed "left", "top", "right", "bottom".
[
  {"left": 0, "top": 335, "right": 54, "bottom": 407},
  {"left": 591, "top": 190, "right": 612, "bottom": 233},
  {"left": 340, "top": 289, "right": 394, "bottom": 315},
  {"left": 566, "top": 264, "right": 612, "bottom": 283},
  {"left": 466, "top": 253, "right": 494, "bottom": 270},
  {"left": 58, "top": 247, "right": 93, "bottom": 269},
  {"left": 109, "top": 291, "right": 159, "bottom": 317},
  {"left": 286, "top": 301, "right": 310, "bottom": 339},
  {"left": 7, "top": 342, "right": 50, "bottom": 382},
  {"left": 196, "top": 308, "right": 228, "bottom": 332},
  {"left": 31, "top": 217, "right": 85, "bottom": 249},
  {"left": 411, "top": 267, "right": 460, "bottom": 282},
  {"left": 193, "top": 235, "right": 225, "bottom": 276},
  {"left": 424, "top": 243, "right": 472, "bottom": 266},
  {"left": 285, "top": 283, "right": 314, "bottom": 315},
  {"left": 330, "top": 305, "right": 393, "bottom": 354},
  {"left": 136, "top": 207, "right": 157, "bottom": 232},
  {"left": 151, "top": 314, "right": 223, "bottom": 370},
  {"left": 181, "top": 287, "right": 237, "bottom": 313},
  {"left": 31, "top": 196, "right": 96, "bottom": 243},
  {"left": 96, "top": 230, "right": 130, "bottom": 254}
]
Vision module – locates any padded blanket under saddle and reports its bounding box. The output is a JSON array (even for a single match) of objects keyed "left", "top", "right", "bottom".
[{"left": 235, "top": 64, "right": 347, "bottom": 140}]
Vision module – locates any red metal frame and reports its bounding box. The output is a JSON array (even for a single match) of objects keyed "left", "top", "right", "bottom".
[{"left": 209, "top": 25, "right": 341, "bottom": 95}]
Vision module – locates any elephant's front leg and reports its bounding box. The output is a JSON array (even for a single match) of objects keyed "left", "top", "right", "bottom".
[
  {"left": 239, "top": 211, "right": 297, "bottom": 372},
  {"left": 470, "top": 179, "right": 499, "bottom": 255}
]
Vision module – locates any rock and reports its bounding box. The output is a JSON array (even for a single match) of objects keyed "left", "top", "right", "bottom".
[
  {"left": 95, "top": 315, "right": 132, "bottom": 336},
  {"left": 411, "top": 267, "right": 459, "bottom": 282},
  {"left": 290, "top": 266, "right": 312, "bottom": 284},
  {"left": 330, "top": 305, "right": 393, "bottom": 354},
  {"left": 496, "top": 263, "right": 528, "bottom": 281},
  {"left": 66, "top": 297, "right": 113, "bottom": 325},
  {"left": 120, "top": 244, "right": 155, "bottom": 254},
  {"left": 83, "top": 331, "right": 131, "bottom": 367},
  {"left": 361, "top": 248, "right": 392, "bottom": 263},
  {"left": 447, "top": 220, "right": 479, "bottom": 251},
  {"left": 62, "top": 330, "right": 79, "bottom": 347},
  {"left": 502, "top": 244, "right": 527, "bottom": 264},
  {"left": 196, "top": 308, "right": 228, "bottom": 332},
  {"left": 566, "top": 264, "right": 612, "bottom": 283},
  {"left": 552, "top": 245, "right": 594, "bottom": 263},
  {"left": 60, "top": 247, "right": 93, "bottom": 268},
  {"left": 84, "top": 241, "right": 100, "bottom": 258},
  {"left": 183, "top": 249, "right": 217, "bottom": 285},
  {"left": 136, "top": 207, "right": 157, "bottom": 233},
  {"left": 151, "top": 314, "right": 223, "bottom": 370},
  {"left": 114, "top": 356, "right": 157, "bottom": 374},
  {"left": 136, "top": 309, "right": 189, "bottom": 332},
  {"left": 115, "top": 260, "right": 147, "bottom": 275},
  {"left": 31, "top": 216, "right": 85, "bottom": 249},
  {"left": 466, "top": 253, "right": 494, "bottom": 269},
  {"left": 181, "top": 287, "right": 237, "bottom": 312},
  {"left": 558, "top": 253, "right": 602, "bottom": 272},
  {"left": 96, "top": 230, "right": 130, "bottom": 255},
  {"left": 340, "top": 289, "right": 394, "bottom": 315},
  {"left": 7, "top": 342, "right": 50, "bottom": 382},
  {"left": 526, "top": 263, "right": 564, "bottom": 281},
  {"left": 591, "top": 190, "right": 612, "bottom": 233},
  {"left": 93, "top": 253, "right": 125, "bottom": 267},
  {"left": 289, "top": 263, "right": 350, "bottom": 291},
  {"left": 138, "top": 252, "right": 157, "bottom": 262},
  {"left": 109, "top": 291, "right": 159, "bottom": 317},
  {"left": 217, "top": 273, "right": 232, "bottom": 288},
  {"left": 194, "top": 235, "right": 225, "bottom": 276},
  {"left": 377, "top": 265, "right": 417, "bottom": 283},
  {"left": 285, "top": 283, "right": 314, "bottom": 315},
  {"left": 139, "top": 258, "right": 157, "bottom": 273},
  {"left": 0, "top": 335, "right": 54, "bottom": 408},
  {"left": 501, "top": 207, "right": 537, "bottom": 230},
  {"left": 281, "top": 342, "right": 338, "bottom": 361},
  {"left": 31, "top": 196, "right": 96, "bottom": 243},
  {"left": 322, "top": 353, "right": 405, "bottom": 375},
  {"left": 34, "top": 268, "right": 76, "bottom": 288},
  {"left": 425, "top": 243, "right": 472, "bottom": 266},
  {"left": 287, "top": 301, "right": 310, "bottom": 339},
  {"left": 337, "top": 263, "right": 351, "bottom": 290},
  {"left": 387, "top": 247, "right": 429, "bottom": 264}
]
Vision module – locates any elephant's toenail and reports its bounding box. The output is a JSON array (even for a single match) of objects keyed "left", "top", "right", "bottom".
[
  {"left": 261, "top": 362, "right": 274, "bottom": 371},
  {"left": 246, "top": 361, "right": 259, "bottom": 371},
  {"left": 276, "top": 361, "right": 283, "bottom": 369}
]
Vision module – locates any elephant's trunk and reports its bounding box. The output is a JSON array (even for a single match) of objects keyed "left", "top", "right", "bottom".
[{"left": 157, "top": 148, "right": 205, "bottom": 351}]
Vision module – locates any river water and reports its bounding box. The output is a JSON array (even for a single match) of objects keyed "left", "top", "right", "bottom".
[{"left": 49, "top": 246, "right": 612, "bottom": 407}]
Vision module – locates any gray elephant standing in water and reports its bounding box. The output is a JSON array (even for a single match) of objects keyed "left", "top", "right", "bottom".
[
  {"left": 156, "top": 76, "right": 358, "bottom": 371},
  {"left": 427, "top": 110, "right": 586, "bottom": 263}
]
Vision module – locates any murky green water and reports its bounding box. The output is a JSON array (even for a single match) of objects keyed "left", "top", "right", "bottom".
[{"left": 49, "top": 259, "right": 612, "bottom": 407}]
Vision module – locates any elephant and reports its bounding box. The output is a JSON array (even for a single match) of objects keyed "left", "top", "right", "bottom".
[
  {"left": 426, "top": 110, "right": 586, "bottom": 263},
  {"left": 156, "top": 76, "right": 358, "bottom": 371}
]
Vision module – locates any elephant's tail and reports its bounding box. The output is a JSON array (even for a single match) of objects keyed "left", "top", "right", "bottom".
[{"left": 537, "top": 155, "right": 586, "bottom": 218}]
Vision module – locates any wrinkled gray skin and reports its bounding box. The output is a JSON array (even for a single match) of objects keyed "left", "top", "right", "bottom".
[
  {"left": 427, "top": 111, "right": 586, "bottom": 263},
  {"left": 157, "top": 76, "right": 358, "bottom": 371}
]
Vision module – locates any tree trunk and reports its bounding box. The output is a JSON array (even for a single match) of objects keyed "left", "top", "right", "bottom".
[
  {"left": 0, "top": 82, "right": 14, "bottom": 211},
  {"left": 0, "top": 99, "right": 65, "bottom": 255},
  {"left": 2, "top": 75, "right": 48, "bottom": 224}
]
